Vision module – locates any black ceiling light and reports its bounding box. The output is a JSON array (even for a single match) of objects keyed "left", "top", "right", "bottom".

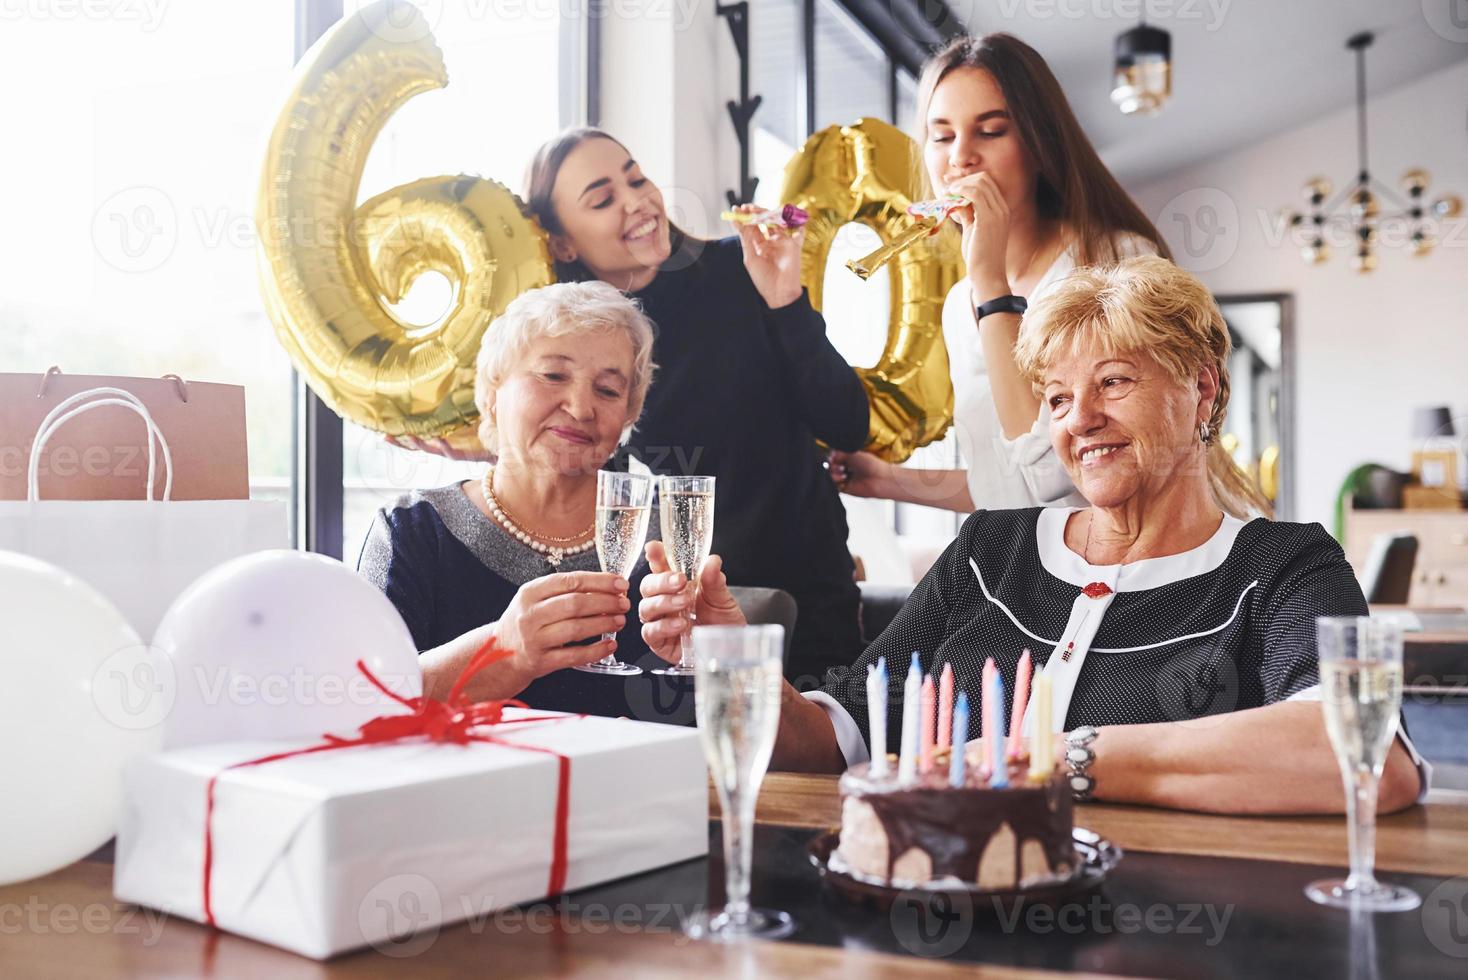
[
  {"left": 1279, "top": 32, "right": 1462, "bottom": 272},
  {"left": 1111, "top": 21, "right": 1171, "bottom": 116}
]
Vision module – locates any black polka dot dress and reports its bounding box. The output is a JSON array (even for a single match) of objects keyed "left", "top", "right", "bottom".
[{"left": 819, "top": 507, "right": 1370, "bottom": 756}]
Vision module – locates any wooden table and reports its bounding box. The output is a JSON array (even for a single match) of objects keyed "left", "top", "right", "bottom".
[{"left": 3, "top": 776, "right": 1466, "bottom": 978}]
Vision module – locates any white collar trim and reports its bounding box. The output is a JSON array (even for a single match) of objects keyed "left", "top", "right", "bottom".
[{"left": 1035, "top": 507, "right": 1246, "bottom": 592}]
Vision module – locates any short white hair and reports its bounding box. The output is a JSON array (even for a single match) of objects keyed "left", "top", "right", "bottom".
[{"left": 474, "top": 280, "right": 658, "bottom": 454}]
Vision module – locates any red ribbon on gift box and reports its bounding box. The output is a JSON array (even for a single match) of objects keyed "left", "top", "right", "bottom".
[{"left": 201, "top": 639, "right": 577, "bottom": 928}]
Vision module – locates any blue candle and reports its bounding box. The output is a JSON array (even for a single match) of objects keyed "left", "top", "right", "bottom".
[
  {"left": 867, "top": 657, "right": 888, "bottom": 778},
  {"left": 989, "top": 673, "right": 1009, "bottom": 788},
  {"left": 949, "top": 692, "right": 970, "bottom": 788}
]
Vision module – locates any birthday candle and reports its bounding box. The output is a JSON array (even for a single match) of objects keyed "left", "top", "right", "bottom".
[
  {"left": 949, "top": 692, "right": 970, "bottom": 788},
  {"left": 867, "top": 657, "right": 888, "bottom": 778},
  {"left": 979, "top": 658, "right": 996, "bottom": 780},
  {"left": 897, "top": 653, "right": 922, "bottom": 783},
  {"left": 1007, "top": 649, "right": 1032, "bottom": 761},
  {"left": 1029, "top": 673, "right": 1053, "bottom": 780},
  {"left": 937, "top": 663, "right": 954, "bottom": 749},
  {"left": 920, "top": 675, "right": 936, "bottom": 774},
  {"left": 989, "top": 673, "right": 1008, "bottom": 788}
]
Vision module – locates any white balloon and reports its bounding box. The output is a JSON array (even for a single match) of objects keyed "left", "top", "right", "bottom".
[
  {"left": 155, "top": 550, "right": 422, "bottom": 749},
  {"left": 0, "top": 551, "right": 162, "bottom": 885}
]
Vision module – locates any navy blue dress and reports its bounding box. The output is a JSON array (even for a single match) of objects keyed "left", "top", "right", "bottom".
[{"left": 358, "top": 482, "right": 694, "bottom": 725}]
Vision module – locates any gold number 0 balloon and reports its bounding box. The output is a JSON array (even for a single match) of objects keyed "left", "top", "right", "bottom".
[
  {"left": 782, "top": 118, "right": 964, "bottom": 463},
  {"left": 256, "top": 2, "right": 553, "bottom": 450}
]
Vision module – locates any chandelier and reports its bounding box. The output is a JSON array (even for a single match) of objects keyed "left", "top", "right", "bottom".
[
  {"left": 1279, "top": 32, "right": 1461, "bottom": 272},
  {"left": 1111, "top": 21, "right": 1171, "bottom": 116}
]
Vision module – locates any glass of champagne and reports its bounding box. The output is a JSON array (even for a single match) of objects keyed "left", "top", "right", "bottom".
[
  {"left": 575, "top": 470, "right": 652, "bottom": 676},
  {"left": 650, "top": 475, "right": 715, "bottom": 677},
  {"left": 1305, "top": 616, "right": 1420, "bottom": 911},
  {"left": 684, "top": 624, "right": 794, "bottom": 942}
]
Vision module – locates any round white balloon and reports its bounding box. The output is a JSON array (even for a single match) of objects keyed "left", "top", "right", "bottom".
[
  {"left": 155, "top": 550, "right": 422, "bottom": 749},
  {"left": 0, "top": 551, "right": 162, "bottom": 886}
]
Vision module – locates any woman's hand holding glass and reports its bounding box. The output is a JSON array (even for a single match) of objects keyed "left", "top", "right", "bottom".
[
  {"left": 638, "top": 541, "right": 744, "bottom": 664},
  {"left": 492, "top": 571, "right": 631, "bottom": 684}
]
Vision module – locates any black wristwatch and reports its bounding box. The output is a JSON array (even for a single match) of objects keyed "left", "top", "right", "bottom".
[{"left": 975, "top": 294, "right": 1028, "bottom": 322}]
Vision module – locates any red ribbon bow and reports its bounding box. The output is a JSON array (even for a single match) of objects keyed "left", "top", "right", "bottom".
[{"left": 201, "top": 639, "right": 575, "bottom": 927}]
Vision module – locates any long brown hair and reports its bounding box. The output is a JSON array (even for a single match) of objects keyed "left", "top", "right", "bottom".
[
  {"left": 524, "top": 127, "right": 700, "bottom": 283},
  {"left": 914, "top": 34, "right": 1171, "bottom": 266}
]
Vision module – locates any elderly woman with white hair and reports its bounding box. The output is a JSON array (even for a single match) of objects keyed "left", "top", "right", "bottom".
[
  {"left": 359, "top": 280, "right": 663, "bottom": 711},
  {"left": 639, "top": 256, "right": 1428, "bottom": 814}
]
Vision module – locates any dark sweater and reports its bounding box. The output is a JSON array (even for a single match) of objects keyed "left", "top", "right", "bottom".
[
  {"left": 624, "top": 234, "right": 871, "bottom": 680},
  {"left": 357, "top": 485, "right": 694, "bottom": 725}
]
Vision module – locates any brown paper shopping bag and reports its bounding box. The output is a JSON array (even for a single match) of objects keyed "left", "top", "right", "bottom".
[
  {"left": 0, "top": 368, "right": 250, "bottom": 500},
  {"left": 0, "top": 380, "right": 288, "bottom": 640}
]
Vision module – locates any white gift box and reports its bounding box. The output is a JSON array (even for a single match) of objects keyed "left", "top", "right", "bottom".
[{"left": 113, "top": 710, "right": 708, "bottom": 959}]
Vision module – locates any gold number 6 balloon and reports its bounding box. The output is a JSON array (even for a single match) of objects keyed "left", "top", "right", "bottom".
[
  {"left": 781, "top": 118, "right": 963, "bottom": 462},
  {"left": 256, "top": 2, "right": 553, "bottom": 452}
]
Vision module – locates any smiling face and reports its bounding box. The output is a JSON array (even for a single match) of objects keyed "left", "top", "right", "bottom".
[
  {"left": 491, "top": 330, "right": 637, "bottom": 477},
  {"left": 922, "top": 66, "right": 1039, "bottom": 214},
  {"left": 1042, "top": 342, "right": 1219, "bottom": 510},
  {"left": 546, "top": 136, "right": 672, "bottom": 288}
]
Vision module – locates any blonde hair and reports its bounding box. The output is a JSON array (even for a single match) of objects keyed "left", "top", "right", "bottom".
[
  {"left": 1014, "top": 256, "right": 1272, "bottom": 520},
  {"left": 474, "top": 280, "right": 658, "bottom": 454}
]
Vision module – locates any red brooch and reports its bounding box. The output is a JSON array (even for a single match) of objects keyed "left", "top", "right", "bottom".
[{"left": 1081, "top": 582, "right": 1113, "bottom": 599}]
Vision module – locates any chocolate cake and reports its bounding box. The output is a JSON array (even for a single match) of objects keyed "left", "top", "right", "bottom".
[{"left": 833, "top": 753, "right": 1076, "bottom": 891}]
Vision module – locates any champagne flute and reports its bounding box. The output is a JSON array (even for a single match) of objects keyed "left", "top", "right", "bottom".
[
  {"left": 650, "top": 475, "right": 715, "bottom": 677},
  {"left": 575, "top": 470, "right": 651, "bottom": 676},
  {"left": 1305, "top": 616, "right": 1420, "bottom": 911},
  {"left": 684, "top": 625, "right": 794, "bottom": 942}
]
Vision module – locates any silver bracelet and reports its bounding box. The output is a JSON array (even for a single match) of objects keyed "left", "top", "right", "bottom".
[{"left": 1064, "top": 726, "right": 1100, "bottom": 802}]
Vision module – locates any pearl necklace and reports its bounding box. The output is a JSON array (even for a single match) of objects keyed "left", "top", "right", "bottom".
[{"left": 480, "top": 467, "right": 596, "bottom": 569}]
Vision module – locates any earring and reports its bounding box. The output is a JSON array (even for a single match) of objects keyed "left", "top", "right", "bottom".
[{"left": 1199, "top": 421, "right": 1212, "bottom": 444}]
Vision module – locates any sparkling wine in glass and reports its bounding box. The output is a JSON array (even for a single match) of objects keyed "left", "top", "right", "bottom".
[
  {"left": 575, "top": 470, "right": 651, "bottom": 677},
  {"left": 1304, "top": 616, "right": 1420, "bottom": 912},
  {"left": 651, "top": 475, "right": 715, "bottom": 677},
  {"left": 684, "top": 624, "right": 794, "bottom": 942}
]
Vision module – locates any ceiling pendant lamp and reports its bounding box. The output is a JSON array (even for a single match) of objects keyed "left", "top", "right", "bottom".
[
  {"left": 1278, "top": 32, "right": 1462, "bottom": 272},
  {"left": 1111, "top": 21, "right": 1172, "bottom": 116}
]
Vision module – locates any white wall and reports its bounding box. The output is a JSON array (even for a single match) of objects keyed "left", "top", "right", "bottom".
[{"left": 1130, "top": 58, "right": 1468, "bottom": 529}]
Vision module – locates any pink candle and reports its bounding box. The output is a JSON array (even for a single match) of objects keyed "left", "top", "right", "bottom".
[
  {"left": 937, "top": 663, "right": 955, "bottom": 749},
  {"left": 919, "top": 675, "right": 936, "bottom": 773},
  {"left": 1008, "top": 649, "right": 1032, "bottom": 760}
]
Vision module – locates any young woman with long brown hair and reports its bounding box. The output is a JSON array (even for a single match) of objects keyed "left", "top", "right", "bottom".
[
  {"left": 829, "top": 33, "right": 1174, "bottom": 514},
  {"left": 518, "top": 128, "right": 871, "bottom": 682}
]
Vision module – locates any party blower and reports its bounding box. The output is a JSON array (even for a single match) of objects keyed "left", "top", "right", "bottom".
[{"left": 845, "top": 195, "right": 966, "bottom": 280}]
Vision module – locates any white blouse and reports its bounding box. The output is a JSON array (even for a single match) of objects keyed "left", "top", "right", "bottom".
[{"left": 941, "top": 233, "right": 1158, "bottom": 511}]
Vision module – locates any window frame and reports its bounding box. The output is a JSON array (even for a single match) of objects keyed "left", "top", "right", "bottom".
[{"left": 292, "top": 0, "right": 592, "bottom": 558}]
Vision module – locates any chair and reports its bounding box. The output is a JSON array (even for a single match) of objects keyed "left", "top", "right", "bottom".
[
  {"left": 727, "top": 586, "right": 798, "bottom": 661},
  {"left": 1359, "top": 532, "right": 1419, "bottom": 605},
  {"left": 858, "top": 581, "right": 913, "bottom": 644}
]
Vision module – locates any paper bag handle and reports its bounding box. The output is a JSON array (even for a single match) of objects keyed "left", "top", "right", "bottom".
[{"left": 28, "top": 387, "right": 174, "bottom": 501}]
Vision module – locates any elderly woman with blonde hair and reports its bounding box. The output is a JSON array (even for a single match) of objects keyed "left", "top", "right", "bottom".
[
  {"left": 359, "top": 280, "right": 667, "bottom": 713},
  {"left": 639, "top": 256, "right": 1428, "bottom": 814}
]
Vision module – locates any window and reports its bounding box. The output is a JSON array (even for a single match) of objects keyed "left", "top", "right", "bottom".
[
  {"left": 0, "top": 2, "right": 297, "bottom": 513},
  {"left": 813, "top": 0, "right": 888, "bottom": 130},
  {"left": 896, "top": 66, "right": 918, "bottom": 131},
  {"left": 338, "top": 0, "right": 586, "bottom": 561},
  {"left": 750, "top": 0, "right": 803, "bottom": 209}
]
